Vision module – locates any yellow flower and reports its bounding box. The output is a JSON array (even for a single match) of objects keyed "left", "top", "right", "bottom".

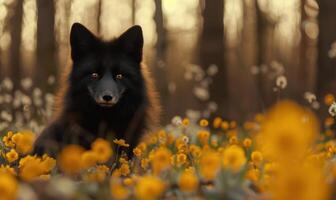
[
  {"left": 0, "top": 173, "right": 18, "bottom": 200},
  {"left": 245, "top": 168, "right": 260, "bottom": 182},
  {"left": 97, "top": 164, "right": 109, "bottom": 172},
  {"left": 158, "top": 130, "right": 167, "bottom": 144},
  {"left": 325, "top": 141, "right": 336, "bottom": 153},
  {"left": 148, "top": 135, "right": 158, "bottom": 145},
  {"left": 325, "top": 117, "right": 334, "bottom": 127},
  {"left": 19, "top": 155, "right": 54, "bottom": 181},
  {"left": 264, "top": 162, "right": 279, "bottom": 176},
  {"left": 179, "top": 170, "right": 199, "bottom": 193},
  {"left": 175, "top": 153, "right": 187, "bottom": 167},
  {"left": 12, "top": 131, "right": 35, "bottom": 154},
  {"left": 230, "top": 121, "right": 237, "bottom": 129},
  {"left": 19, "top": 155, "right": 34, "bottom": 168},
  {"left": 257, "top": 100, "right": 319, "bottom": 161},
  {"left": 177, "top": 143, "right": 187, "bottom": 154},
  {"left": 58, "top": 145, "right": 85, "bottom": 175},
  {"left": 135, "top": 176, "right": 165, "bottom": 200},
  {"left": 0, "top": 165, "right": 16, "bottom": 175},
  {"left": 83, "top": 165, "right": 109, "bottom": 182},
  {"left": 251, "top": 151, "right": 263, "bottom": 165},
  {"left": 324, "top": 93, "right": 335, "bottom": 106},
  {"left": 199, "top": 150, "right": 221, "bottom": 181},
  {"left": 243, "top": 138, "right": 252, "bottom": 148},
  {"left": 113, "top": 139, "right": 130, "bottom": 147},
  {"left": 133, "top": 147, "right": 142, "bottom": 157},
  {"left": 112, "top": 169, "right": 122, "bottom": 178},
  {"left": 243, "top": 121, "right": 257, "bottom": 130},
  {"left": 197, "top": 130, "right": 210, "bottom": 145},
  {"left": 175, "top": 137, "right": 186, "bottom": 148},
  {"left": 5, "top": 149, "right": 18, "bottom": 163},
  {"left": 137, "top": 143, "right": 147, "bottom": 152},
  {"left": 123, "top": 177, "right": 134, "bottom": 186},
  {"left": 222, "top": 145, "right": 246, "bottom": 172},
  {"left": 2, "top": 131, "right": 14, "bottom": 148},
  {"left": 119, "top": 157, "right": 128, "bottom": 164},
  {"left": 182, "top": 118, "right": 190, "bottom": 126},
  {"left": 150, "top": 147, "right": 172, "bottom": 174},
  {"left": 81, "top": 151, "right": 99, "bottom": 169},
  {"left": 189, "top": 145, "right": 202, "bottom": 158},
  {"left": 111, "top": 182, "right": 130, "bottom": 200},
  {"left": 228, "top": 136, "right": 238, "bottom": 145},
  {"left": 119, "top": 163, "right": 130, "bottom": 176},
  {"left": 166, "top": 134, "right": 175, "bottom": 145},
  {"left": 91, "top": 138, "right": 113, "bottom": 163},
  {"left": 141, "top": 158, "right": 149, "bottom": 170},
  {"left": 213, "top": 117, "right": 222, "bottom": 128},
  {"left": 271, "top": 164, "right": 329, "bottom": 200},
  {"left": 41, "top": 154, "right": 56, "bottom": 173},
  {"left": 221, "top": 121, "right": 230, "bottom": 130},
  {"left": 199, "top": 119, "right": 209, "bottom": 127}
]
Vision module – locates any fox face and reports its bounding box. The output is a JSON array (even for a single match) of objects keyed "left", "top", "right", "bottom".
[{"left": 69, "top": 23, "right": 145, "bottom": 108}]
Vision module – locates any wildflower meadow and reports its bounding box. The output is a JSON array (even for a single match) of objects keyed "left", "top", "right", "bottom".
[{"left": 0, "top": 76, "right": 336, "bottom": 200}]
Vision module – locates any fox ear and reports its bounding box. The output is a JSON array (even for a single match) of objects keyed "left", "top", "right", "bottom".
[
  {"left": 118, "top": 25, "right": 143, "bottom": 63},
  {"left": 70, "top": 23, "right": 96, "bottom": 61}
]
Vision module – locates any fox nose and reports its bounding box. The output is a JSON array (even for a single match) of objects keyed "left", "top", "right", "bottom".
[{"left": 102, "top": 95, "right": 113, "bottom": 102}]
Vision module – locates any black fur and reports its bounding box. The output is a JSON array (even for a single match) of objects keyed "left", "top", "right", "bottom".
[{"left": 34, "top": 23, "right": 149, "bottom": 157}]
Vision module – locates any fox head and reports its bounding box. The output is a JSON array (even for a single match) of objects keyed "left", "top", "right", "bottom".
[{"left": 68, "top": 23, "right": 145, "bottom": 108}]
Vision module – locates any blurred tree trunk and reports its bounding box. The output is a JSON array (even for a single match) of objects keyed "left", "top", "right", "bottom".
[
  {"left": 317, "top": 0, "right": 336, "bottom": 96},
  {"left": 0, "top": 48, "right": 2, "bottom": 80},
  {"left": 153, "top": 0, "right": 168, "bottom": 115},
  {"left": 241, "top": 0, "right": 257, "bottom": 72},
  {"left": 131, "top": 0, "right": 136, "bottom": 25},
  {"left": 36, "top": 0, "right": 56, "bottom": 90},
  {"left": 230, "top": 0, "right": 259, "bottom": 120},
  {"left": 199, "top": 0, "right": 226, "bottom": 117},
  {"left": 154, "top": 0, "right": 166, "bottom": 64},
  {"left": 97, "top": 0, "right": 102, "bottom": 34},
  {"left": 299, "top": 0, "right": 317, "bottom": 96},
  {"left": 9, "top": 0, "right": 24, "bottom": 90},
  {"left": 255, "top": 1, "right": 276, "bottom": 109}
]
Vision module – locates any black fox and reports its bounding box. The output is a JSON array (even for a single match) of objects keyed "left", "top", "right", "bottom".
[{"left": 34, "top": 23, "right": 160, "bottom": 156}]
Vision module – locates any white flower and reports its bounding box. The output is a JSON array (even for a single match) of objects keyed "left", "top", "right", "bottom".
[
  {"left": 168, "top": 82, "right": 176, "bottom": 93},
  {"left": 2, "top": 78, "right": 13, "bottom": 91},
  {"left": 182, "top": 136, "right": 189, "bottom": 144},
  {"left": 251, "top": 65, "right": 259, "bottom": 75},
  {"left": 207, "top": 101, "right": 218, "bottom": 112},
  {"left": 171, "top": 116, "right": 182, "bottom": 126},
  {"left": 304, "top": 92, "right": 317, "bottom": 103},
  {"left": 276, "top": 75, "right": 287, "bottom": 89},
  {"left": 329, "top": 102, "right": 336, "bottom": 117},
  {"left": 185, "top": 110, "right": 201, "bottom": 121},
  {"left": 270, "top": 61, "right": 285, "bottom": 75},
  {"left": 1, "top": 111, "right": 12, "bottom": 122},
  {"left": 193, "top": 86, "right": 209, "bottom": 101},
  {"left": 328, "top": 42, "right": 336, "bottom": 58},
  {"left": 48, "top": 75, "right": 56, "bottom": 85},
  {"left": 207, "top": 64, "right": 218, "bottom": 76},
  {"left": 312, "top": 101, "right": 320, "bottom": 110},
  {"left": 33, "top": 88, "right": 42, "bottom": 97},
  {"left": 21, "top": 78, "right": 33, "bottom": 90}
]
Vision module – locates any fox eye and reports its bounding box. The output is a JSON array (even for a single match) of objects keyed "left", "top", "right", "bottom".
[
  {"left": 91, "top": 72, "right": 99, "bottom": 79},
  {"left": 116, "top": 74, "right": 123, "bottom": 80}
]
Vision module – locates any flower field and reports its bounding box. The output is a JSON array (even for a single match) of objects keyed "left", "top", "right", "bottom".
[{"left": 1, "top": 98, "right": 336, "bottom": 200}]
